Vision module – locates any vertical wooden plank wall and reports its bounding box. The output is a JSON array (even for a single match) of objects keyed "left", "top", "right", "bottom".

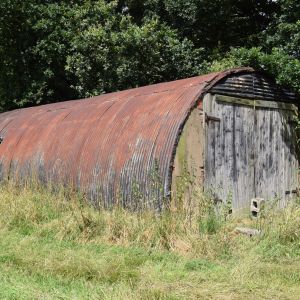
[
  {"left": 204, "top": 93, "right": 299, "bottom": 210},
  {"left": 203, "top": 94, "right": 255, "bottom": 209},
  {"left": 255, "top": 108, "right": 298, "bottom": 206}
]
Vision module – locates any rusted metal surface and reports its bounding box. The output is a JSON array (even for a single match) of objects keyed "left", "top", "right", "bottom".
[{"left": 0, "top": 67, "right": 280, "bottom": 209}]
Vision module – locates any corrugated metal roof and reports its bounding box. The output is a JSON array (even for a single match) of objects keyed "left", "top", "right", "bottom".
[{"left": 0, "top": 67, "right": 285, "bottom": 209}]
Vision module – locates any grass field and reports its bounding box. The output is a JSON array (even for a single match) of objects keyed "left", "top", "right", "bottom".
[{"left": 0, "top": 182, "right": 299, "bottom": 299}]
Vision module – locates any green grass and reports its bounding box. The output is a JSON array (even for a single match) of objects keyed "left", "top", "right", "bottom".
[{"left": 0, "top": 182, "right": 299, "bottom": 299}]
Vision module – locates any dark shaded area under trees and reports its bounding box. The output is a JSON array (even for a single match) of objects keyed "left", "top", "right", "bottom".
[{"left": 0, "top": 0, "right": 299, "bottom": 112}]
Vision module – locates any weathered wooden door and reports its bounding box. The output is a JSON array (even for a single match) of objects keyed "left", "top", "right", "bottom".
[
  {"left": 204, "top": 94, "right": 298, "bottom": 210},
  {"left": 254, "top": 106, "right": 298, "bottom": 205}
]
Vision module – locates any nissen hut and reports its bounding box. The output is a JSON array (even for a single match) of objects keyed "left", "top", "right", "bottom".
[{"left": 0, "top": 68, "right": 298, "bottom": 211}]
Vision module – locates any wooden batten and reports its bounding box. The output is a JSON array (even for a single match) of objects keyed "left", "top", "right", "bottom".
[{"left": 215, "top": 94, "right": 298, "bottom": 112}]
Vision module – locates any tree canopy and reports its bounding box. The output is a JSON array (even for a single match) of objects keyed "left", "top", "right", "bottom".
[{"left": 0, "top": 0, "right": 299, "bottom": 111}]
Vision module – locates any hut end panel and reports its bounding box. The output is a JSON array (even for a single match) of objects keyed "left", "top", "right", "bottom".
[{"left": 170, "top": 107, "right": 205, "bottom": 209}]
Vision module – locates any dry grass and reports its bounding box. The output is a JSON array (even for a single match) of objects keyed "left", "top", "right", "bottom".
[{"left": 0, "top": 181, "right": 299, "bottom": 299}]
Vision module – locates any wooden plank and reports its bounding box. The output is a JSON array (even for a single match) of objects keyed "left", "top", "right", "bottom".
[
  {"left": 233, "top": 103, "right": 255, "bottom": 209},
  {"left": 216, "top": 95, "right": 298, "bottom": 111},
  {"left": 254, "top": 108, "right": 274, "bottom": 201},
  {"left": 254, "top": 108, "right": 299, "bottom": 206},
  {"left": 216, "top": 95, "right": 254, "bottom": 107},
  {"left": 204, "top": 94, "right": 255, "bottom": 210},
  {"left": 255, "top": 100, "right": 298, "bottom": 111}
]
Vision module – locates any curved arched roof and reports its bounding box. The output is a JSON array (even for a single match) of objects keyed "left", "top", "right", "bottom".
[{"left": 0, "top": 68, "right": 257, "bottom": 209}]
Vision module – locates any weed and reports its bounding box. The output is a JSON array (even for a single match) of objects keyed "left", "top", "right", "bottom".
[{"left": 0, "top": 181, "right": 299, "bottom": 299}]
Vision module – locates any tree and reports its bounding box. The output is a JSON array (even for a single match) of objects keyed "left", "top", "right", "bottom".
[
  {"left": 266, "top": 0, "right": 300, "bottom": 59},
  {"left": 0, "top": 0, "right": 202, "bottom": 111},
  {"left": 0, "top": 0, "right": 299, "bottom": 112},
  {"left": 66, "top": 17, "right": 203, "bottom": 97},
  {"left": 206, "top": 0, "right": 300, "bottom": 94},
  {"left": 118, "top": 0, "right": 279, "bottom": 51}
]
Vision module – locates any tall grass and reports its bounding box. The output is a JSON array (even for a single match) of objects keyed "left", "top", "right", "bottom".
[
  {"left": 0, "top": 180, "right": 299, "bottom": 299},
  {"left": 0, "top": 180, "right": 299, "bottom": 259}
]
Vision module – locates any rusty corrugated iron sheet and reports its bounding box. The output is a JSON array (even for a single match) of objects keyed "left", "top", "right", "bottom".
[{"left": 0, "top": 68, "right": 255, "bottom": 209}]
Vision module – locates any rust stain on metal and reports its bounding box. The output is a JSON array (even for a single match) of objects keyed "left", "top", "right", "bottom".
[{"left": 0, "top": 68, "right": 255, "bottom": 209}]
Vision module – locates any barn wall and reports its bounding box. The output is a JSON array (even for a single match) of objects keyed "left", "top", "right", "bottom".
[
  {"left": 203, "top": 91, "right": 299, "bottom": 210},
  {"left": 203, "top": 93, "right": 256, "bottom": 210},
  {"left": 171, "top": 108, "right": 204, "bottom": 208},
  {"left": 0, "top": 67, "right": 298, "bottom": 211}
]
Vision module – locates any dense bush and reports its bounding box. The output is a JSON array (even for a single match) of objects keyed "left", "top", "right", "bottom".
[{"left": 0, "top": 0, "right": 299, "bottom": 112}]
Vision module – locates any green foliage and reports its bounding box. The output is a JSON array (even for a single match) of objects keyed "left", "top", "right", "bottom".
[
  {"left": 198, "top": 205, "right": 220, "bottom": 235},
  {"left": 184, "top": 258, "right": 219, "bottom": 271},
  {"left": 206, "top": 0, "right": 300, "bottom": 94},
  {"left": 0, "top": 0, "right": 201, "bottom": 111},
  {"left": 266, "top": 0, "right": 300, "bottom": 57},
  {"left": 0, "top": 0, "right": 299, "bottom": 112},
  {"left": 121, "top": 0, "right": 279, "bottom": 50},
  {"left": 66, "top": 17, "right": 202, "bottom": 97},
  {"left": 207, "top": 47, "right": 300, "bottom": 94}
]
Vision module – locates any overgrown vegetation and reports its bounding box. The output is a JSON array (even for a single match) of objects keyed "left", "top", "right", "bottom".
[
  {"left": 0, "top": 2, "right": 299, "bottom": 298},
  {"left": 0, "top": 0, "right": 299, "bottom": 111},
  {"left": 0, "top": 181, "right": 299, "bottom": 299}
]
